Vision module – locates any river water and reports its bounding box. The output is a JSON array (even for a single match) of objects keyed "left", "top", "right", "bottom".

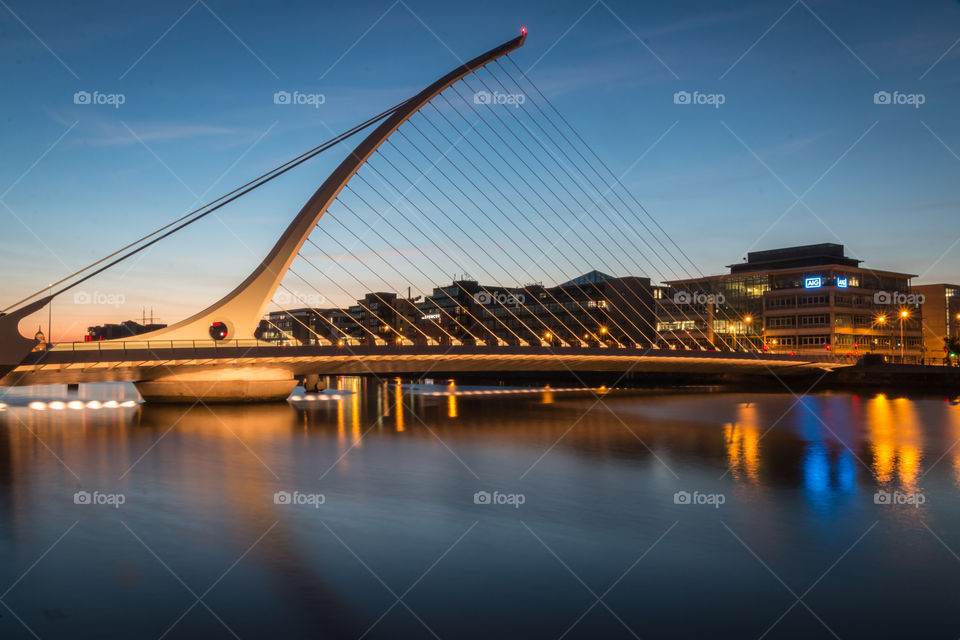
[{"left": 1, "top": 380, "right": 959, "bottom": 639}]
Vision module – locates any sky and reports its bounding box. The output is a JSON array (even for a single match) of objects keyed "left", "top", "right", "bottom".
[{"left": 1, "top": 0, "right": 959, "bottom": 340}]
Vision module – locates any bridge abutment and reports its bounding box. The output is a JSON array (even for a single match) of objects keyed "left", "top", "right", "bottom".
[{"left": 133, "top": 368, "right": 296, "bottom": 403}]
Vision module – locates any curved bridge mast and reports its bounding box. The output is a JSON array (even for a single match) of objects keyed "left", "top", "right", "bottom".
[{"left": 141, "top": 32, "right": 526, "bottom": 343}]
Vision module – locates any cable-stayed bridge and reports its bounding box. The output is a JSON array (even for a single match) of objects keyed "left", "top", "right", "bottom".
[{"left": 0, "top": 31, "right": 837, "bottom": 401}]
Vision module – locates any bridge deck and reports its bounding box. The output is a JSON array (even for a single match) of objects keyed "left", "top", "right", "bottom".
[{"left": 3, "top": 343, "right": 838, "bottom": 387}]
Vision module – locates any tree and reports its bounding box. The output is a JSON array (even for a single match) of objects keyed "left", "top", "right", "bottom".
[{"left": 943, "top": 336, "right": 960, "bottom": 366}]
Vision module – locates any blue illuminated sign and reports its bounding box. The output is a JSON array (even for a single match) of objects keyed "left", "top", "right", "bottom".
[
  {"left": 804, "top": 276, "right": 822, "bottom": 289},
  {"left": 836, "top": 277, "right": 848, "bottom": 288}
]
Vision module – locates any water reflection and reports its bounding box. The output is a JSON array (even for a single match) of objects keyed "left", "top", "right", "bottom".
[
  {"left": 866, "top": 394, "right": 924, "bottom": 490},
  {"left": 4, "top": 382, "right": 960, "bottom": 637},
  {"left": 724, "top": 402, "right": 761, "bottom": 483}
]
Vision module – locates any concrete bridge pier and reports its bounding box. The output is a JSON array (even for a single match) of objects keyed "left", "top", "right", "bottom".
[
  {"left": 301, "top": 374, "right": 323, "bottom": 393},
  {"left": 133, "top": 367, "right": 297, "bottom": 404}
]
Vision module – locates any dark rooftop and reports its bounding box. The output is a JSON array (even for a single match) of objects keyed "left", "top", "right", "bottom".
[{"left": 728, "top": 243, "right": 862, "bottom": 274}]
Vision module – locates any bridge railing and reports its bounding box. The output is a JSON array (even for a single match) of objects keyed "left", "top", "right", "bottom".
[
  {"left": 42, "top": 339, "right": 841, "bottom": 363},
  {"left": 50, "top": 339, "right": 286, "bottom": 353}
]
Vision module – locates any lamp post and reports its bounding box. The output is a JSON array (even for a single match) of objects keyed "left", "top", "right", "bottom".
[
  {"left": 876, "top": 314, "right": 887, "bottom": 360},
  {"left": 744, "top": 316, "right": 753, "bottom": 351},
  {"left": 47, "top": 284, "right": 53, "bottom": 348},
  {"left": 899, "top": 309, "right": 909, "bottom": 364}
]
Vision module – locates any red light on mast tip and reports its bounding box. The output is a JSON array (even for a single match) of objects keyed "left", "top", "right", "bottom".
[{"left": 521, "top": 26, "right": 527, "bottom": 36}]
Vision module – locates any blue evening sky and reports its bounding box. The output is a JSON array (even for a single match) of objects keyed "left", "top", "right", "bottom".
[{"left": 1, "top": 0, "right": 959, "bottom": 338}]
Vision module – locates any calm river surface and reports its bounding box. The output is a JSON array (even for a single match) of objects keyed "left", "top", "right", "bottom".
[{"left": 1, "top": 380, "right": 960, "bottom": 639}]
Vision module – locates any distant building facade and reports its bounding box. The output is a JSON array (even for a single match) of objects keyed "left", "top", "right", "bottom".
[
  {"left": 258, "top": 271, "right": 657, "bottom": 347},
  {"left": 85, "top": 320, "right": 167, "bottom": 341},
  {"left": 662, "top": 243, "right": 925, "bottom": 363},
  {"left": 911, "top": 284, "right": 960, "bottom": 364}
]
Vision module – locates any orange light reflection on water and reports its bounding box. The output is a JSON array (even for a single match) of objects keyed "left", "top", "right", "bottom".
[
  {"left": 866, "top": 394, "right": 923, "bottom": 491},
  {"left": 724, "top": 402, "right": 761, "bottom": 483}
]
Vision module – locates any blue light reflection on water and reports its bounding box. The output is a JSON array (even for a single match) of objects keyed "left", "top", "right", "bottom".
[{"left": 1, "top": 382, "right": 960, "bottom": 638}]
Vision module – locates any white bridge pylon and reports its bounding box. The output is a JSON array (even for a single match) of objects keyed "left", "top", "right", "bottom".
[{"left": 137, "top": 34, "right": 527, "bottom": 344}]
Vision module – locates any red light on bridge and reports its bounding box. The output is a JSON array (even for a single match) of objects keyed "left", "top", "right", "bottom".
[
  {"left": 209, "top": 322, "right": 228, "bottom": 340},
  {"left": 521, "top": 26, "right": 527, "bottom": 36}
]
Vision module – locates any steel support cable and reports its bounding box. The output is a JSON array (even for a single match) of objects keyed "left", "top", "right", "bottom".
[
  {"left": 289, "top": 260, "right": 416, "bottom": 346},
  {"left": 337, "top": 167, "right": 533, "bottom": 347},
  {"left": 294, "top": 233, "right": 446, "bottom": 344},
  {"left": 360, "top": 155, "right": 584, "bottom": 348},
  {"left": 449, "top": 81, "right": 706, "bottom": 349},
  {"left": 505, "top": 55, "right": 706, "bottom": 280},
  {"left": 330, "top": 195, "right": 490, "bottom": 346},
  {"left": 385, "top": 124, "right": 598, "bottom": 347},
  {"left": 406, "top": 113, "right": 636, "bottom": 348},
  {"left": 504, "top": 56, "right": 752, "bottom": 347},
  {"left": 334, "top": 194, "right": 486, "bottom": 344},
  {"left": 262, "top": 316, "right": 297, "bottom": 343},
  {"left": 316, "top": 212, "right": 481, "bottom": 343},
  {"left": 411, "top": 106, "right": 679, "bottom": 350},
  {"left": 342, "top": 176, "right": 538, "bottom": 345},
  {"left": 493, "top": 62, "right": 745, "bottom": 349},
  {"left": 443, "top": 81, "right": 682, "bottom": 344},
  {"left": 3, "top": 99, "right": 411, "bottom": 314},
  {"left": 449, "top": 81, "right": 707, "bottom": 350},
  {"left": 455, "top": 78, "right": 664, "bottom": 285},
  {"left": 264, "top": 297, "right": 356, "bottom": 346},
  {"left": 359, "top": 148, "right": 598, "bottom": 348},
  {"left": 273, "top": 277, "right": 370, "bottom": 344},
  {"left": 471, "top": 70, "right": 735, "bottom": 351},
  {"left": 319, "top": 214, "right": 491, "bottom": 345},
  {"left": 302, "top": 221, "right": 459, "bottom": 345},
  {"left": 375, "top": 139, "right": 625, "bottom": 346},
  {"left": 266, "top": 284, "right": 360, "bottom": 345},
  {"left": 280, "top": 264, "right": 393, "bottom": 345},
  {"left": 484, "top": 65, "right": 691, "bottom": 286},
  {"left": 421, "top": 101, "right": 654, "bottom": 346}
]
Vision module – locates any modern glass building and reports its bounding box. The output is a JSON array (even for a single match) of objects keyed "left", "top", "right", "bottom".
[{"left": 663, "top": 243, "right": 926, "bottom": 362}]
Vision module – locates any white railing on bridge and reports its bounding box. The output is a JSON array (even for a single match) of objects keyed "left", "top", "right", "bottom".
[{"left": 41, "top": 340, "right": 840, "bottom": 363}]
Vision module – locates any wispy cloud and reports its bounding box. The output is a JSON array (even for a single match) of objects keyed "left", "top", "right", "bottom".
[{"left": 72, "top": 120, "right": 241, "bottom": 146}]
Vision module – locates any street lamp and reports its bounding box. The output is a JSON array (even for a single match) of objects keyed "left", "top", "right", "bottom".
[
  {"left": 899, "top": 309, "right": 909, "bottom": 363},
  {"left": 47, "top": 283, "right": 53, "bottom": 348},
  {"left": 875, "top": 314, "right": 888, "bottom": 360},
  {"left": 744, "top": 316, "right": 753, "bottom": 351}
]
